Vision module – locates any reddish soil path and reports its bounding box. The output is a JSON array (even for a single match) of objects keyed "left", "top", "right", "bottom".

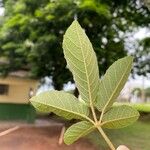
[{"left": 0, "top": 126, "right": 98, "bottom": 150}]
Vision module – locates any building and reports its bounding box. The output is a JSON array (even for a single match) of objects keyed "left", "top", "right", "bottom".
[{"left": 0, "top": 70, "right": 38, "bottom": 123}]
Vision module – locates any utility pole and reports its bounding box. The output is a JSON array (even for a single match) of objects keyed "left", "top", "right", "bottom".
[{"left": 141, "top": 76, "right": 145, "bottom": 103}]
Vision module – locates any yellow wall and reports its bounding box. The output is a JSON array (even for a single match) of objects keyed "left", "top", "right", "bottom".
[{"left": 0, "top": 76, "right": 38, "bottom": 104}]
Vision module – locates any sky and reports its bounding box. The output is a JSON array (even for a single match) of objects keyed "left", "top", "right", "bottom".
[
  {"left": 0, "top": 7, "right": 4, "bottom": 16},
  {"left": 134, "top": 28, "right": 150, "bottom": 40}
]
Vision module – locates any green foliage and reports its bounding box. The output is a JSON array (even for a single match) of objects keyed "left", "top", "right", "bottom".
[
  {"left": 0, "top": 0, "right": 149, "bottom": 89},
  {"left": 64, "top": 121, "right": 94, "bottom": 145},
  {"left": 30, "top": 90, "right": 89, "bottom": 120},
  {"left": 30, "top": 21, "right": 139, "bottom": 150},
  {"left": 102, "top": 105, "right": 139, "bottom": 129},
  {"left": 63, "top": 20, "right": 99, "bottom": 105},
  {"left": 95, "top": 56, "right": 133, "bottom": 112}
]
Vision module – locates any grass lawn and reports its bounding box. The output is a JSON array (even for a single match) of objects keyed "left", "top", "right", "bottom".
[
  {"left": 114, "top": 103, "right": 150, "bottom": 113},
  {"left": 88, "top": 118, "right": 150, "bottom": 150},
  {"left": 131, "top": 103, "right": 150, "bottom": 113}
]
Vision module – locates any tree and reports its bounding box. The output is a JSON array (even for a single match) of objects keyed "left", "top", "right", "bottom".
[
  {"left": 0, "top": 0, "right": 150, "bottom": 90},
  {"left": 134, "top": 37, "right": 150, "bottom": 77},
  {"left": 132, "top": 87, "right": 150, "bottom": 102},
  {"left": 132, "top": 87, "right": 142, "bottom": 98}
]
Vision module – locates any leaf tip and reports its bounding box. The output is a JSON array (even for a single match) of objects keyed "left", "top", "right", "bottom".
[
  {"left": 125, "top": 56, "right": 134, "bottom": 63},
  {"left": 64, "top": 133, "right": 73, "bottom": 145},
  {"left": 72, "top": 19, "right": 79, "bottom": 25}
]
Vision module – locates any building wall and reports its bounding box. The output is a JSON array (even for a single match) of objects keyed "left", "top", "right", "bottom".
[
  {"left": 0, "top": 76, "right": 38, "bottom": 104},
  {"left": 0, "top": 103, "right": 36, "bottom": 123}
]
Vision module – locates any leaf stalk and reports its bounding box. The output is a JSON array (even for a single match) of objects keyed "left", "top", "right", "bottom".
[
  {"left": 99, "top": 110, "right": 104, "bottom": 123},
  {"left": 97, "top": 127, "right": 115, "bottom": 150},
  {"left": 90, "top": 103, "right": 98, "bottom": 123}
]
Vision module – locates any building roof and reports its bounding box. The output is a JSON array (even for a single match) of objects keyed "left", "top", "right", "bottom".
[
  {"left": 0, "top": 57, "right": 31, "bottom": 78},
  {"left": 9, "top": 70, "right": 30, "bottom": 78}
]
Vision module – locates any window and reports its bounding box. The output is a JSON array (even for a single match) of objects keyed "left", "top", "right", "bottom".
[{"left": 0, "top": 84, "right": 9, "bottom": 95}]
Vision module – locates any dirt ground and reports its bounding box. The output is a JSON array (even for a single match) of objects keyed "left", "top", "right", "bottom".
[{"left": 0, "top": 122, "right": 98, "bottom": 150}]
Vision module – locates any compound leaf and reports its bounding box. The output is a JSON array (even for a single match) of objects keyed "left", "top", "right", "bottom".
[
  {"left": 63, "top": 20, "right": 99, "bottom": 105},
  {"left": 30, "top": 90, "right": 89, "bottom": 120},
  {"left": 64, "top": 121, "right": 95, "bottom": 145},
  {"left": 95, "top": 56, "right": 133, "bottom": 112},
  {"left": 101, "top": 105, "right": 139, "bottom": 129}
]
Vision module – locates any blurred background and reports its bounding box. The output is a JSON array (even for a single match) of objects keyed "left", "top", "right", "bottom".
[{"left": 0, "top": 0, "right": 149, "bottom": 150}]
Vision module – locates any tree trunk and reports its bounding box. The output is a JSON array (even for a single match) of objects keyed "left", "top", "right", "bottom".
[
  {"left": 74, "top": 87, "right": 79, "bottom": 98},
  {"left": 52, "top": 76, "right": 63, "bottom": 90}
]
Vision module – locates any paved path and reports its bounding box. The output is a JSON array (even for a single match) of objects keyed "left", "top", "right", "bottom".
[
  {"left": 0, "top": 119, "right": 97, "bottom": 150},
  {"left": 0, "top": 118, "right": 63, "bottom": 129}
]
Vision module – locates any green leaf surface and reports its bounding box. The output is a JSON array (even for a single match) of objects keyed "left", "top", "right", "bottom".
[
  {"left": 101, "top": 105, "right": 139, "bottom": 129},
  {"left": 30, "top": 90, "right": 89, "bottom": 120},
  {"left": 95, "top": 56, "right": 133, "bottom": 111},
  {"left": 64, "top": 121, "right": 95, "bottom": 145},
  {"left": 63, "top": 20, "right": 99, "bottom": 105}
]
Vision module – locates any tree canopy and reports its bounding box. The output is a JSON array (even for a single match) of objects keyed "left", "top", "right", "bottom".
[{"left": 0, "top": 0, "right": 149, "bottom": 89}]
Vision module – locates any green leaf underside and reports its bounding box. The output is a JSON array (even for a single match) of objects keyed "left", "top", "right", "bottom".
[
  {"left": 64, "top": 121, "right": 95, "bottom": 145},
  {"left": 30, "top": 90, "right": 89, "bottom": 120},
  {"left": 63, "top": 20, "right": 99, "bottom": 105},
  {"left": 27, "top": 20, "right": 139, "bottom": 148},
  {"left": 95, "top": 56, "right": 133, "bottom": 111},
  {"left": 102, "top": 105, "right": 139, "bottom": 129}
]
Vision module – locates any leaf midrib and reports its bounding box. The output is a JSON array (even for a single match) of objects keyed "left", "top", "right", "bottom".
[
  {"left": 66, "top": 123, "right": 95, "bottom": 141},
  {"left": 75, "top": 22, "right": 93, "bottom": 105},
  {"left": 101, "top": 114, "right": 139, "bottom": 126},
  {"left": 31, "top": 100, "right": 93, "bottom": 123}
]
